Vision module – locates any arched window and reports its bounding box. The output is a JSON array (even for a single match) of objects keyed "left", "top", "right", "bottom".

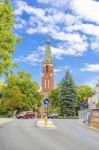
[
  {"left": 45, "top": 80, "right": 46, "bottom": 88},
  {"left": 46, "top": 65, "right": 48, "bottom": 73},
  {"left": 48, "top": 80, "right": 49, "bottom": 88}
]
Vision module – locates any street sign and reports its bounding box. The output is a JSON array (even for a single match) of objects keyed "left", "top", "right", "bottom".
[
  {"left": 43, "top": 98, "right": 49, "bottom": 105},
  {"left": 0, "top": 93, "right": 2, "bottom": 99},
  {"left": 81, "top": 100, "right": 88, "bottom": 109}
]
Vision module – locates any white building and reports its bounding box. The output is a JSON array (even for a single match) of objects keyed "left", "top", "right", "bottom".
[{"left": 88, "top": 83, "right": 99, "bottom": 109}]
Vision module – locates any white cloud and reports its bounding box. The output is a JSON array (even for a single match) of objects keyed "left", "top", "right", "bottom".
[
  {"left": 14, "top": 0, "right": 99, "bottom": 57},
  {"left": 80, "top": 64, "right": 99, "bottom": 72},
  {"left": 54, "top": 65, "right": 69, "bottom": 74},
  {"left": 91, "top": 38, "right": 99, "bottom": 52},
  {"left": 14, "top": 1, "right": 45, "bottom": 17},
  {"left": 84, "top": 75, "right": 99, "bottom": 88},
  {"left": 14, "top": 52, "right": 42, "bottom": 66},
  {"left": 37, "top": 0, "right": 69, "bottom": 7},
  {"left": 38, "top": 38, "right": 88, "bottom": 58},
  {"left": 50, "top": 29, "right": 85, "bottom": 42},
  {"left": 14, "top": 16, "right": 27, "bottom": 29},
  {"left": 54, "top": 68, "right": 62, "bottom": 73},
  {"left": 70, "top": 0, "right": 99, "bottom": 24},
  {"left": 67, "top": 23, "right": 99, "bottom": 37}
]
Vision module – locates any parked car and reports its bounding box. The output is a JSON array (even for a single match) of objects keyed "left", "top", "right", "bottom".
[
  {"left": 48, "top": 113, "right": 58, "bottom": 119},
  {"left": 16, "top": 111, "right": 35, "bottom": 119}
]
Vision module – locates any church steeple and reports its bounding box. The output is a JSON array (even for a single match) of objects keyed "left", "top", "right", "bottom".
[
  {"left": 42, "top": 34, "right": 54, "bottom": 93},
  {"left": 44, "top": 34, "right": 52, "bottom": 62}
]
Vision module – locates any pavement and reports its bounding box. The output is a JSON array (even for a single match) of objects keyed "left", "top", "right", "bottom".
[
  {"left": 0, "top": 119, "right": 99, "bottom": 150},
  {"left": 0, "top": 118, "right": 13, "bottom": 125}
]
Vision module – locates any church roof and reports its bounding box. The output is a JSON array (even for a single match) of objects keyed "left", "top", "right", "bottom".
[{"left": 44, "top": 34, "right": 52, "bottom": 63}]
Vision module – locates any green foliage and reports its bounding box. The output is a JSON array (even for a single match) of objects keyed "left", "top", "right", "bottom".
[
  {"left": 2, "top": 86, "right": 24, "bottom": 112},
  {"left": 0, "top": 71, "right": 43, "bottom": 114},
  {"left": 76, "top": 85, "right": 93, "bottom": 111},
  {"left": 96, "top": 102, "right": 99, "bottom": 109},
  {"left": 58, "top": 116, "right": 78, "bottom": 119},
  {"left": 0, "top": 0, "right": 20, "bottom": 76},
  {"left": 0, "top": 80, "right": 3, "bottom": 91},
  {"left": 59, "top": 70, "right": 76, "bottom": 116},
  {"left": 48, "top": 88, "right": 60, "bottom": 113}
]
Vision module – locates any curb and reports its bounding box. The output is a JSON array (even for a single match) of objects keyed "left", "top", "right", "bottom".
[
  {"left": 81, "top": 122, "right": 99, "bottom": 131},
  {"left": 0, "top": 118, "right": 13, "bottom": 125}
]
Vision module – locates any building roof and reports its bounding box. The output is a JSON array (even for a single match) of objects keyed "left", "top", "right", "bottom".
[{"left": 44, "top": 34, "right": 52, "bottom": 63}]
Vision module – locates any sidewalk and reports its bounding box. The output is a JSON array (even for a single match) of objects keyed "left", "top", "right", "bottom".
[
  {"left": 80, "top": 120, "right": 99, "bottom": 131},
  {"left": 0, "top": 118, "right": 13, "bottom": 125}
]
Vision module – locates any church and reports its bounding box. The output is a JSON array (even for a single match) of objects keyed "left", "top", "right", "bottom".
[
  {"left": 40, "top": 35, "right": 54, "bottom": 117},
  {"left": 41, "top": 35, "right": 54, "bottom": 94}
]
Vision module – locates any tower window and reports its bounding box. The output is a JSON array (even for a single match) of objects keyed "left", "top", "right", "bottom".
[
  {"left": 46, "top": 65, "right": 48, "bottom": 73},
  {"left": 48, "top": 79, "right": 49, "bottom": 88},
  {"left": 45, "top": 80, "right": 46, "bottom": 89}
]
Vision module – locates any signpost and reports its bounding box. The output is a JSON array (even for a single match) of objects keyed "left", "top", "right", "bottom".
[
  {"left": 80, "top": 96, "right": 88, "bottom": 123},
  {"left": 43, "top": 98, "right": 49, "bottom": 126},
  {"left": 81, "top": 96, "right": 88, "bottom": 109}
]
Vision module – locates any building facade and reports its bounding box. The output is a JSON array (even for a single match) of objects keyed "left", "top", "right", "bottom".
[
  {"left": 41, "top": 35, "right": 54, "bottom": 94},
  {"left": 88, "top": 83, "right": 99, "bottom": 109}
]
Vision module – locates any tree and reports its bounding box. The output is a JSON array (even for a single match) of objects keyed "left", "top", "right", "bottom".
[
  {"left": 96, "top": 102, "right": 99, "bottom": 109},
  {"left": 0, "top": 0, "right": 19, "bottom": 76},
  {"left": 0, "top": 80, "right": 3, "bottom": 91},
  {"left": 1, "top": 71, "right": 43, "bottom": 114},
  {"left": 76, "top": 85, "right": 93, "bottom": 111},
  {"left": 59, "top": 70, "right": 76, "bottom": 116},
  {"left": 48, "top": 88, "right": 60, "bottom": 113},
  {"left": 2, "top": 86, "right": 24, "bottom": 113}
]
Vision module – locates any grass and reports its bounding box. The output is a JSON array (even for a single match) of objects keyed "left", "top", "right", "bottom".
[{"left": 58, "top": 116, "right": 78, "bottom": 119}]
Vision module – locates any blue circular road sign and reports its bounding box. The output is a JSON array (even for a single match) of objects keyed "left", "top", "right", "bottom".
[{"left": 43, "top": 98, "right": 49, "bottom": 105}]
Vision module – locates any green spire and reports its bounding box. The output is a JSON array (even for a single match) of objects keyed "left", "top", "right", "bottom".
[
  {"left": 46, "top": 33, "right": 50, "bottom": 43},
  {"left": 44, "top": 34, "right": 52, "bottom": 62}
]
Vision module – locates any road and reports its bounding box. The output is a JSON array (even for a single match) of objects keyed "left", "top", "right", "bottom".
[{"left": 0, "top": 119, "right": 99, "bottom": 150}]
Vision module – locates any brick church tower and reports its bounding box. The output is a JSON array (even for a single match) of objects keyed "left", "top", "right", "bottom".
[{"left": 42, "top": 35, "right": 54, "bottom": 93}]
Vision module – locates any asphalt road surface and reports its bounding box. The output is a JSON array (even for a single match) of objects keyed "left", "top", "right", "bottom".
[{"left": 0, "top": 119, "right": 99, "bottom": 150}]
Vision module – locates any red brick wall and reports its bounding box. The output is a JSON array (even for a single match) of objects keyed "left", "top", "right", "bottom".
[{"left": 42, "top": 62, "right": 54, "bottom": 93}]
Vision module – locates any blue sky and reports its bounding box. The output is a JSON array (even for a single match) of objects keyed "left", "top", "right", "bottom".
[{"left": 11, "top": 0, "right": 99, "bottom": 87}]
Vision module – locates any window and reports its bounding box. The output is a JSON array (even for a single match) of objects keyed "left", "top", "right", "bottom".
[
  {"left": 48, "top": 80, "right": 49, "bottom": 88},
  {"left": 46, "top": 65, "right": 48, "bottom": 73},
  {"left": 45, "top": 80, "right": 46, "bottom": 88}
]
